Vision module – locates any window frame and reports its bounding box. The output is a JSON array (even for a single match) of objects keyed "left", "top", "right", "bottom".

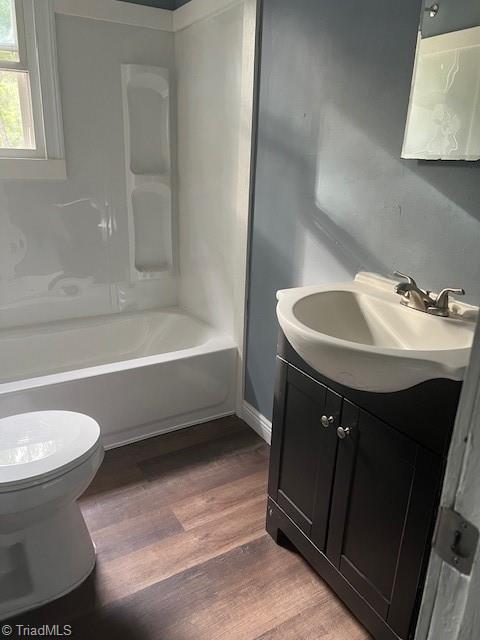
[
  {"left": 0, "top": 0, "right": 26, "bottom": 69},
  {"left": 0, "top": 0, "right": 65, "bottom": 179}
]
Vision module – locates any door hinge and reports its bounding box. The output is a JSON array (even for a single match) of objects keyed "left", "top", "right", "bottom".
[{"left": 433, "top": 507, "right": 479, "bottom": 575}]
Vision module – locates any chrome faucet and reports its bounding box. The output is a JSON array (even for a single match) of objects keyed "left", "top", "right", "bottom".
[{"left": 394, "top": 271, "right": 465, "bottom": 317}]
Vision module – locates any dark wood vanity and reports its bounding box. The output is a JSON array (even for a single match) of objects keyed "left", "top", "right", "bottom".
[{"left": 266, "top": 333, "right": 462, "bottom": 640}]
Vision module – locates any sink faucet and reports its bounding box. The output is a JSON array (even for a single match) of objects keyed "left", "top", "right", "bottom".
[{"left": 394, "top": 271, "right": 465, "bottom": 317}]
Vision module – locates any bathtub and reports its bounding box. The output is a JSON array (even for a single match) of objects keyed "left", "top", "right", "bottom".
[{"left": 0, "top": 309, "right": 237, "bottom": 448}]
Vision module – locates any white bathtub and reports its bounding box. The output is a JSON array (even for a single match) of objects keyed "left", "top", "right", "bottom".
[{"left": 0, "top": 309, "right": 237, "bottom": 448}]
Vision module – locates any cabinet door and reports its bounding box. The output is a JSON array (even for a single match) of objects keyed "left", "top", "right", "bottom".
[
  {"left": 327, "top": 402, "right": 442, "bottom": 639},
  {"left": 268, "top": 360, "right": 341, "bottom": 548}
]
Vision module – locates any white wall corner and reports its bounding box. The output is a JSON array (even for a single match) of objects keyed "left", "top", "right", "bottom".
[
  {"left": 234, "top": 0, "right": 258, "bottom": 413},
  {"left": 240, "top": 401, "right": 272, "bottom": 444},
  {"left": 54, "top": 0, "right": 174, "bottom": 31},
  {"left": 54, "top": 0, "right": 243, "bottom": 33},
  {"left": 173, "top": 0, "right": 242, "bottom": 32}
]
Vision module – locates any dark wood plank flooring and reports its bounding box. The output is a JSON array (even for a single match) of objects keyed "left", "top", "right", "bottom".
[{"left": 8, "top": 417, "right": 370, "bottom": 639}]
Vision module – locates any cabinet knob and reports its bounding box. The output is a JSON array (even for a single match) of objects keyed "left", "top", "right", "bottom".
[
  {"left": 337, "top": 426, "right": 351, "bottom": 439},
  {"left": 321, "top": 415, "right": 334, "bottom": 428}
]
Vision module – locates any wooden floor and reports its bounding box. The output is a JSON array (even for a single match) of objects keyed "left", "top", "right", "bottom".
[{"left": 11, "top": 417, "right": 370, "bottom": 639}]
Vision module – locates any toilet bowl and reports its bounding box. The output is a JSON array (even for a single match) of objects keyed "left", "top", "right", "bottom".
[{"left": 0, "top": 411, "right": 104, "bottom": 621}]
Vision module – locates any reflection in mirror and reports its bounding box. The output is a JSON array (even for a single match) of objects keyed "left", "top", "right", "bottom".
[{"left": 402, "top": 1, "right": 480, "bottom": 160}]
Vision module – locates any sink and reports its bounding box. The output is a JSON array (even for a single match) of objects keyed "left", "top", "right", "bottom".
[{"left": 276, "top": 272, "right": 477, "bottom": 392}]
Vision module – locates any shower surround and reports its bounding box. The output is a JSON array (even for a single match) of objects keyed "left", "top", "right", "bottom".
[{"left": 0, "top": 0, "right": 256, "bottom": 446}]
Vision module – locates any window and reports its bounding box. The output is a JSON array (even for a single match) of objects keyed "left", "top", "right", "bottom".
[
  {"left": 0, "top": 0, "right": 65, "bottom": 179},
  {"left": 0, "top": 0, "right": 35, "bottom": 152}
]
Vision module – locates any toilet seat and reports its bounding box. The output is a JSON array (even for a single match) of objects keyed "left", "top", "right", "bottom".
[{"left": 0, "top": 411, "right": 102, "bottom": 492}]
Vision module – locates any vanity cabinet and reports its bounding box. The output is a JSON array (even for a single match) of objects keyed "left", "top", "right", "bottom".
[
  {"left": 268, "top": 364, "right": 341, "bottom": 552},
  {"left": 267, "top": 334, "right": 462, "bottom": 640}
]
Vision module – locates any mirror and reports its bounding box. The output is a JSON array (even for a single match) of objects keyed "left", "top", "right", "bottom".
[{"left": 402, "top": 1, "right": 480, "bottom": 160}]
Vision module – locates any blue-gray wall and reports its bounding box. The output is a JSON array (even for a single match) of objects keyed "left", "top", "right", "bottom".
[
  {"left": 421, "top": 0, "right": 480, "bottom": 37},
  {"left": 124, "top": 0, "right": 191, "bottom": 9},
  {"left": 245, "top": 0, "right": 480, "bottom": 420}
]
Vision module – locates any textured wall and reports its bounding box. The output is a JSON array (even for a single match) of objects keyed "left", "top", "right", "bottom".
[{"left": 245, "top": 0, "right": 480, "bottom": 419}]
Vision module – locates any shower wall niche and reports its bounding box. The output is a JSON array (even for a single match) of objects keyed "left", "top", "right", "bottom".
[{"left": 122, "top": 64, "right": 173, "bottom": 281}]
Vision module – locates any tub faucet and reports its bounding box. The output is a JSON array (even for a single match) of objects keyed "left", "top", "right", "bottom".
[{"left": 394, "top": 271, "right": 465, "bottom": 317}]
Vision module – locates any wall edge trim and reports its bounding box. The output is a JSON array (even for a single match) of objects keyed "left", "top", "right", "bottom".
[
  {"left": 54, "top": 0, "right": 174, "bottom": 31},
  {"left": 54, "top": 0, "right": 241, "bottom": 32},
  {"left": 240, "top": 400, "right": 272, "bottom": 444},
  {"left": 173, "top": 0, "right": 241, "bottom": 32}
]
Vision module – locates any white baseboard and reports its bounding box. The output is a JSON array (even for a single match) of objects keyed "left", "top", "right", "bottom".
[
  {"left": 103, "top": 409, "right": 235, "bottom": 450},
  {"left": 105, "top": 401, "right": 272, "bottom": 451},
  {"left": 240, "top": 401, "right": 271, "bottom": 444}
]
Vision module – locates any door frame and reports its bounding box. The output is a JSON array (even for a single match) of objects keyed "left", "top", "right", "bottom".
[{"left": 416, "top": 316, "right": 480, "bottom": 639}]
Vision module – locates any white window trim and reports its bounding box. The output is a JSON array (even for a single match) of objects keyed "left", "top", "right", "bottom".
[{"left": 0, "top": 0, "right": 66, "bottom": 179}]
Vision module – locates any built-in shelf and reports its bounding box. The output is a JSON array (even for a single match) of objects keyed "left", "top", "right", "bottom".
[
  {"left": 122, "top": 64, "right": 173, "bottom": 281},
  {"left": 132, "top": 186, "right": 172, "bottom": 274}
]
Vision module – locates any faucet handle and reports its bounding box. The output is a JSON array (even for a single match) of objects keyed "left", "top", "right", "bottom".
[
  {"left": 394, "top": 271, "right": 417, "bottom": 287},
  {"left": 435, "top": 287, "right": 465, "bottom": 309}
]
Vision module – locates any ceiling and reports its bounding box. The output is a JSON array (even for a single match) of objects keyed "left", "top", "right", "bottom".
[{"left": 123, "top": 0, "right": 191, "bottom": 9}]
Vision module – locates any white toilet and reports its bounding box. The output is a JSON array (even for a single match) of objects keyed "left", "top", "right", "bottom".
[{"left": 0, "top": 411, "right": 104, "bottom": 621}]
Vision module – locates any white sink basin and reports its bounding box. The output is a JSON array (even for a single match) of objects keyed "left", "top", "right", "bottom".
[{"left": 276, "top": 273, "right": 477, "bottom": 393}]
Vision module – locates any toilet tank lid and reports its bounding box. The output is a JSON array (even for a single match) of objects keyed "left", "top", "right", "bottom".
[{"left": 0, "top": 411, "right": 101, "bottom": 489}]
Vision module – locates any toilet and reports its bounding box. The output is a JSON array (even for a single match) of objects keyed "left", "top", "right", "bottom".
[{"left": 0, "top": 411, "right": 104, "bottom": 621}]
